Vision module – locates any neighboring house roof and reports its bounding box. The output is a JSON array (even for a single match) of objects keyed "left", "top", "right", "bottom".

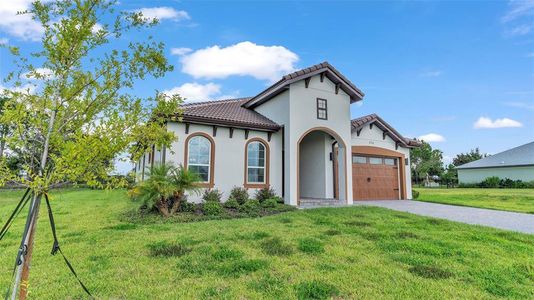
[
  {"left": 243, "top": 61, "right": 365, "bottom": 109},
  {"left": 176, "top": 97, "right": 281, "bottom": 132},
  {"left": 456, "top": 141, "right": 534, "bottom": 169},
  {"left": 351, "top": 114, "right": 421, "bottom": 148}
]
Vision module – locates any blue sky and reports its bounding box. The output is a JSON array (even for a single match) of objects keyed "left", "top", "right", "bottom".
[{"left": 1, "top": 0, "right": 533, "bottom": 172}]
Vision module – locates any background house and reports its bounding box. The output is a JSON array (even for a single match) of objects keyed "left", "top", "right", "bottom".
[{"left": 456, "top": 141, "right": 534, "bottom": 183}]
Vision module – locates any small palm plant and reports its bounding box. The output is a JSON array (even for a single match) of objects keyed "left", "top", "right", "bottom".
[
  {"left": 133, "top": 163, "right": 201, "bottom": 216},
  {"left": 169, "top": 165, "right": 202, "bottom": 214}
]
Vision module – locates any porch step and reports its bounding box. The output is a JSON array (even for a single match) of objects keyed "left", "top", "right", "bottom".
[{"left": 298, "top": 199, "right": 346, "bottom": 208}]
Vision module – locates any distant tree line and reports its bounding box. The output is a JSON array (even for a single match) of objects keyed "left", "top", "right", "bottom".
[{"left": 410, "top": 142, "right": 487, "bottom": 187}]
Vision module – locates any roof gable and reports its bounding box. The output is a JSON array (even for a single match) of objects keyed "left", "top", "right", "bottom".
[
  {"left": 457, "top": 141, "right": 534, "bottom": 169},
  {"left": 243, "top": 62, "right": 365, "bottom": 109},
  {"left": 351, "top": 114, "right": 420, "bottom": 148}
]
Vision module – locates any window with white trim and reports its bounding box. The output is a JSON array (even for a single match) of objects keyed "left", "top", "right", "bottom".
[
  {"left": 187, "top": 136, "right": 211, "bottom": 182},
  {"left": 247, "top": 141, "right": 266, "bottom": 183}
]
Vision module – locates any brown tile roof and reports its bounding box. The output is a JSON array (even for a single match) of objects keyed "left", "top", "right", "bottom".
[
  {"left": 351, "top": 114, "right": 421, "bottom": 148},
  {"left": 176, "top": 98, "right": 280, "bottom": 131},
  {"left": 244, "top": 61, "right": 365, "bottom": 108}
]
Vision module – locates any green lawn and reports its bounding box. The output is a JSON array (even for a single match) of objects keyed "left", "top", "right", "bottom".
[
  {"left": 0, "top": 189, "right": 533, "bottom": 299},
  {"left": 416, "top": 188, "right": 534, "bottom": 214}
]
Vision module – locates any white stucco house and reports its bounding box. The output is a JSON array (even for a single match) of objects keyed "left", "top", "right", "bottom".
[
  {"left": 457, "top": 141, "right": 534, "bottom": 184},
  {"left": 136, "top": 62, "right": 420, "bottom": 206}
]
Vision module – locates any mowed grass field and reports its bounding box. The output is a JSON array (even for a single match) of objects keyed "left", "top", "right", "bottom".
[
  {"left": 0, "top": 189, "right": 533, "bottom": 299},
  {"left": 416, "top": 188, "right": 534, "bottom": 214}
]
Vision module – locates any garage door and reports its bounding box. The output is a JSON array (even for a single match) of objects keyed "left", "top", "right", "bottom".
[{"left": 352, "top": 155, "right": 400, "bottom": 200}]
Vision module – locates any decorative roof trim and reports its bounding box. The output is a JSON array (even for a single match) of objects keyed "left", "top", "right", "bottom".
[{"left": 243, "top": 62, "right": 365, "bottom": 109}]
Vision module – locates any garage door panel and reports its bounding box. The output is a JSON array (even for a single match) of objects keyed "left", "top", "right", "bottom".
[{"left": 352, "top": 155, "right": 400, "bottom": 200}]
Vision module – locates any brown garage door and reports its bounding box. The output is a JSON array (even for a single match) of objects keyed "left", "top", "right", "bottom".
[{"left": 352, "top": 155, "right": 400, "bottom": 200}]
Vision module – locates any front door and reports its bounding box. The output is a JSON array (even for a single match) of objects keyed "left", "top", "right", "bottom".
[{"left": 352, "top": 155, "right": 400, "bottom": 200}]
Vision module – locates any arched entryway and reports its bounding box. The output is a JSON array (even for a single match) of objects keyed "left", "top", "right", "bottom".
[{"left": 297, "top": 127, "right": 347, "bottom": 204}]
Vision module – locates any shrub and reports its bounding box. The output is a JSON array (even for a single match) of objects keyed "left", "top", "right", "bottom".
[
  {"left": 239, "top": 199, "right": 261, "bottom": 215},
  {"left": 203, "top": 201, "right": 223, "bottom": 216},
  {"left": 147, "top": 241, "right": 192, "bottom": 257},
  {"left": 272, "top": 196, "right": 284, "bottom": 204},
  {"left": 480, "top": 176, "right": 500, "bottom": 188},
  {"left": 255, "top": 187, "right": 276, "bottom": 202},
  {"left": 294, "top": 280, "right": 339, "bottom": 300},
  {"left": 229, "top": 186, "right": 249, "bottom": 205},
  {"left": 500, "top": 178, "right": 515, "bottom": 188},
  {"left": 179, "top": 200, "right": 196, "bottom": 213},
  {"left": 223, "top": 198, "right": 240, "bottom": 209},
  {"left": 412, "top": 189, "right": 420, "bottom": 199},
  {"left": 202, "top": 189, "right": 222, "bottom": 203},
  {"left": 127, "top": 186, "right": 141, "bottom": 200},
  {"left": 262, "top": 198, "right": 278, "bottom": 208}
]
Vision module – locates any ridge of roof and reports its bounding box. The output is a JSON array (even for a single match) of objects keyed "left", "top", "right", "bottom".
[
  {"left": 180, "top": 97, "right": 252, "bottom": 107},
  {"left": 243, "top": 61, "right": 365, "bottom": 109},
  {"left": 457, "top": 141, "right": 534, "bottom": 169}
]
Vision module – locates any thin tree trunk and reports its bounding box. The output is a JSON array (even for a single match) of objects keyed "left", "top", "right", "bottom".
[
  {"left": 0, "top": 137, "right": 5, "bottom": 158},
  {"left": 13, "top": 108, "right": 57, "bottom": 299},
  {"left": 16, "top": 194, "right": 41, "bottom": 300}
]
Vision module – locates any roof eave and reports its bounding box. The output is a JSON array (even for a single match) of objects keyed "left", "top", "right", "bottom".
[{"left": 175, "top": 115, "right": 281, "bottom": 132}]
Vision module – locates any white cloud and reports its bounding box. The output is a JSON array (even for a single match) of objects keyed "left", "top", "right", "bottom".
[
  {"left": 22, "top": 67, "right": 54, "bottom": 80},
  {"left": 0, "top": 37, "right": 8, "bottom": 44},
  {"left": 0, "top": 0, "right": 45, "bottom": 41},
  {"left": 181, "top": 41, "right": 299, "bottom": 82},
  {"left": 91, "top": 23, "right": 104, "bottom": 34},
  {"left": 506, "top": 24, "right": 533, "bottom": 36},
  {"left": 163, "top": 82, "right": 223, "bottom": 103},
  {"left": 473, "top": 116, "right": 523, "bottom": 129},
  {"left": 417, "top": 133, "right": 446, "bottom": 143},
  {"left": 170, "top": 47, "right": 192, "bottom": 56},
  {"left": 502, "top": 0, "right": 534, "bottom": 23},
  {"left": 135, "top": 7, "right": 190, "bottom": 22},
  {"left": 420, "top": 70, "right": 442, "bottom": 77},
  {"left": 0, "top": 83, "right": 37, "bottom": 94}
]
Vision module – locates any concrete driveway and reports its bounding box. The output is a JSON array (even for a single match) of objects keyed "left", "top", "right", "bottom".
[{"left": 354, "top": 200, "right": 534, "bottom": 234}]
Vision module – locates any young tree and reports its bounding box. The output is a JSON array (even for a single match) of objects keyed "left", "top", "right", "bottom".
[
  {"left": 0, "top": 97, "right": 11, "bottom": 159},
  {"left": 452, "top": 148, "right": 487, "bottom": 166},
  {"left": 0, "top": 0, "right": 181, "bottom": 297},
  {"left": 441, "top": 163, "right": 458, "bottom": 187},
  {"left": 410, "top": 141, "right": 444, "bottom": 184}
]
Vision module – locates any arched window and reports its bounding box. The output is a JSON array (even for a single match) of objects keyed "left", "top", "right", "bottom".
[
  {"left": 245, "top": 138, "right": 270, "bottom": 188},
  {"left": 185, "top": 133, "right": 215, "bottom": 187}
]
